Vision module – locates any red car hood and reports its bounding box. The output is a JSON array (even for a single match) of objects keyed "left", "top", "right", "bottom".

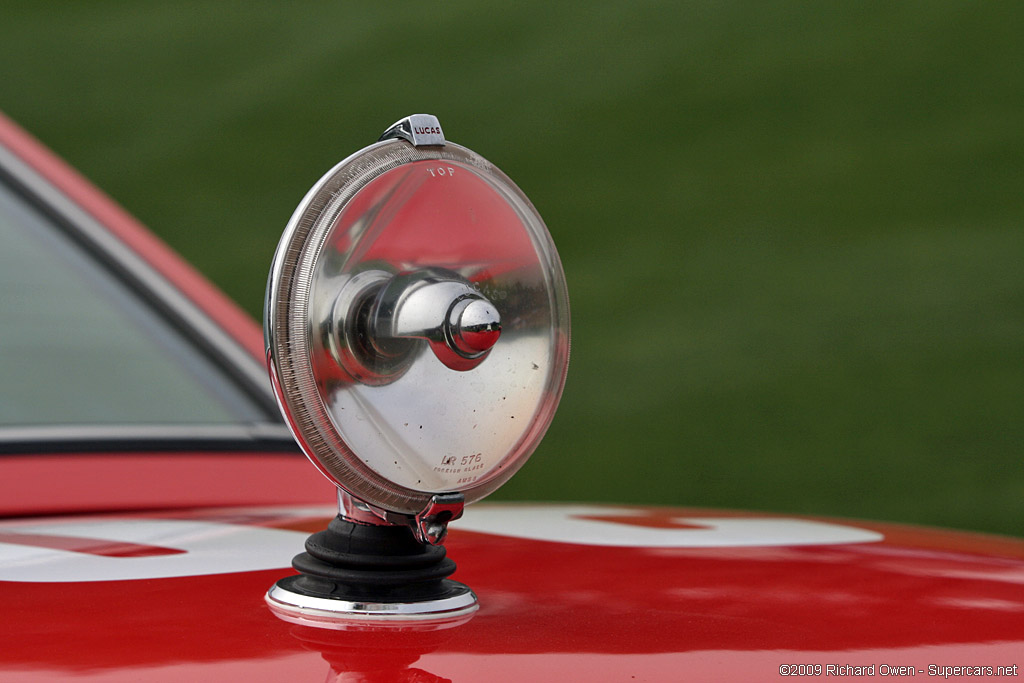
[{"left": 1, "top": 503, "right": 1021, "bottom": 681}]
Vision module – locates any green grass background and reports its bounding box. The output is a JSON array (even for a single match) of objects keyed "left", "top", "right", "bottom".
[{"left": 2, "top": 2, "right": 1021, "bottom": 535}]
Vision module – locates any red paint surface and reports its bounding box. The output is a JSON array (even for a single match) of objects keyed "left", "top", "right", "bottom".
[
  {"left": 0, "top": 454, "right": 330, "bottom": 516},
  {"left": 0, "top": 505, "right": 1021, "bottom": 681}
]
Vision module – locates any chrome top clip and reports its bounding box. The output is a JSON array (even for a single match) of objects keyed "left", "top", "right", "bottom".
[{"left": 379, "top": 114, "right": 446, "bottom": 147}]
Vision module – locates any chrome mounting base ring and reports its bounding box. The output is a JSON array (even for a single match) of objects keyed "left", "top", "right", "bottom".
[{"left": 265, "top": 579, "right": 478, "bottom": 629}]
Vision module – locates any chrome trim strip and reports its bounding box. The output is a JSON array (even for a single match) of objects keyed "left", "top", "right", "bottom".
[{"left": 0, "top": 424, "right": 298, "bottom": 454}]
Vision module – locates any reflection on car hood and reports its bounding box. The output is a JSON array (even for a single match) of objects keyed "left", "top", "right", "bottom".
[{"left": 0, "top": 503, "right": 1022, "bottom": 681}]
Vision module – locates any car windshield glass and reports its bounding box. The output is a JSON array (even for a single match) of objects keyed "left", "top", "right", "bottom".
[{"left": 0, "top": 178, "right": 268, "bottom": 428}]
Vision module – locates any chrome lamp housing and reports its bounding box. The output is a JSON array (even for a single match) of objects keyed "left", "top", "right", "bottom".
[{"left": 264, "top": 115, "right": 569, "bottom": 626}]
